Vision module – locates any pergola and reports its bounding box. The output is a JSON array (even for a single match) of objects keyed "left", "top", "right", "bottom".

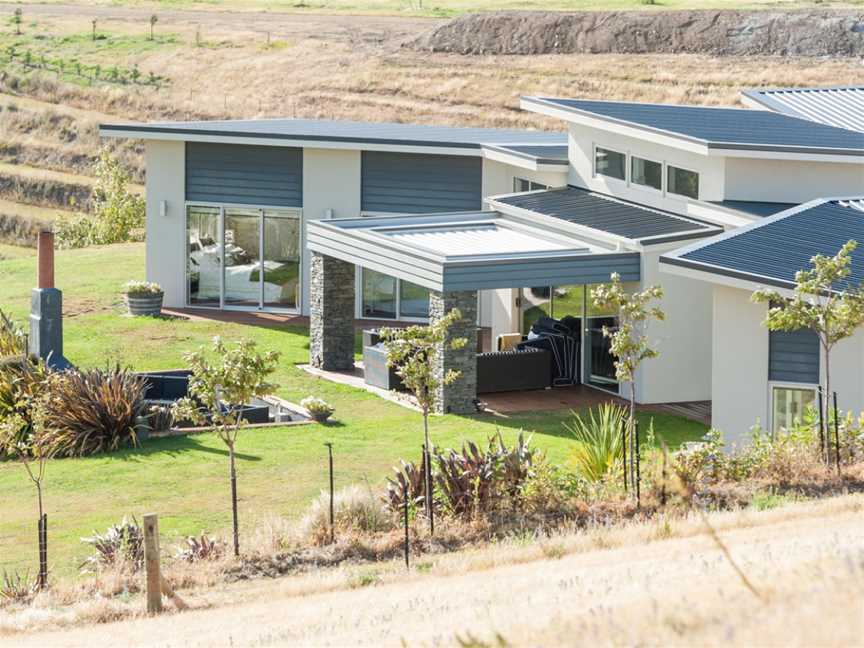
[{"left": 306, "top": 210, "right": 641, "bottom": 414}]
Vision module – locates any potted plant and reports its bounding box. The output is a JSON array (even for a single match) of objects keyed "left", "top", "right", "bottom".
[
  {"left": 301, "top": 396, "right": 335, "bottom": 423},
  {"left": 124, "top": 280, "right": 164, "bottom": 317}
]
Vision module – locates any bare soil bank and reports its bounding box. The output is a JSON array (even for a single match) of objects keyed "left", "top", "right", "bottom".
[{"left": 412, "top": 9, "right": 864, "bottom": 56}]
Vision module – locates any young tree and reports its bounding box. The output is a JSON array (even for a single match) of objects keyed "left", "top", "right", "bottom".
[
  {"left": 591, "top": 273, "right": 664, "bottom": 490},
  {"left": 172, "top": 337, "right": 280, "bottom": 558},
  {"left": 752, "top": 240, "right": 864, "bottom": 450},
  {"left": 379, "top": 309, "right": 467, "bottom": 530},
  {"left": 149, "top": 14, "right": 158, "bottom": 41},
  {"left": 1, "top": 394, "right": 52, "bottom": 590},
  {"left": 12, "top": 8, "right": 22, "bottom": 36}
]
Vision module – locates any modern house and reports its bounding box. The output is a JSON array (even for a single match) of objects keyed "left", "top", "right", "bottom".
[{"left": 100, "top": 85, "right": 864, "bottom": 445}]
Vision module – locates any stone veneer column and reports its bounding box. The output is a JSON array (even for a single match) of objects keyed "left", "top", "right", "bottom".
[
  {"left": 309, "top": 252, "right": 355, "bottom": 371},
  {"left": 430, "top": 290, "right": 478, "bottom": 415}
]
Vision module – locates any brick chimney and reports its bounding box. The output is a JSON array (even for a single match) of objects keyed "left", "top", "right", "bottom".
[{"left": 29, "top": 230, "right": 70, "bottom": 369}]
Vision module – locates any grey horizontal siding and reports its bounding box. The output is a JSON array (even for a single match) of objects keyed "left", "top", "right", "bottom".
[
  {"left": 769, "top": 329, "right": 820, "bottom": 384},
  {"left": 496, "top": 186, "right": 715, "bottom": 241},
  {"left": 361, "top": 152, "right": 481, "bottom": 214},
  {"left": 442, "top": 253, "right": 640, "bottom": 291},
  {"left": 186, "top": 142, "right": 302, "bottom": 207}
]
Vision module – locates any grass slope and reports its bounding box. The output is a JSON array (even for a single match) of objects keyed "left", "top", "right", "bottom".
[{"left": 0, "top": 243, "right": 706, "bottom": 577}]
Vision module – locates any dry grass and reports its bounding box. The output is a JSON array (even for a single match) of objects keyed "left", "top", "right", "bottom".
[{"left": 2, "top": 493, "right": 863, "bottom": 645}]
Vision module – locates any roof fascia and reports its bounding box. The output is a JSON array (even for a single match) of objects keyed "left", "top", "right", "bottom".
[{"left": 659, "top": 256, "right": 797, "bottom": 297}]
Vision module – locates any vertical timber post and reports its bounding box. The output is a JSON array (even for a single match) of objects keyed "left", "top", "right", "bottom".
[
  {"left": 325, "top": 442, "right": 335, "bottom": 544},
  {"left": 143, "top": 513, "right": 162, "bottom": 614},
  {"left": 635, "top": 420, "right": 641, "bottom": 509},
  {"left": 833, "top": 391, "right": 841, "bottom": 476},
  {"left": 37, "top": 514, "right": 47, "bottom": 590},
  {"left": 403, "top": 482, "right": 410, "bottom": 570}
]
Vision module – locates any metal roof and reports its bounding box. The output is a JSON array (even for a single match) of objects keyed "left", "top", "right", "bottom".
[
  {"left": 489, "top": 186, "right": 721, "bottom": 245},
  {"left": 481, "top": 144, "right": 569, "bottom": 165},
  {"left": 742, "top": 87, "right": 864, "bottom": 133},
  {"left": 378, "top": 222, "right": 578, "bottom": 257},
  {"left": 708, "top": 200, "right": 798, "bottom": 218},
  {"left": 522, "top": 96, "right": 864, "bottom": 156},
  {"left": 100, "top": 117, "right": 566, "bottom": 151},
  {"left": 661, "top": 199, "right": 864, "bottom": 291},
  {"left": 307, "top": 211, "right": 641, "bottom": 292}
]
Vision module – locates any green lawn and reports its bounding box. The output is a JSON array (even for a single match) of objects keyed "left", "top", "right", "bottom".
[{"left": 0, "top": 242, "right": 707, "bottom": 578}]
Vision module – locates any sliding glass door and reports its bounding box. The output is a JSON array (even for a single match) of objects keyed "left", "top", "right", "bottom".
[{"left": 186, "top": 205, "right": 301, "bottom": 312}]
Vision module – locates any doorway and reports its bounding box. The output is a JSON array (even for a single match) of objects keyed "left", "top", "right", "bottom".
[{"left": 186, "top": 205, "right": 302, "bottom": 312}]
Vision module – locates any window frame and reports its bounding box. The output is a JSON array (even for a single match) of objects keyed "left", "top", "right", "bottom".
[
  {"left": 629, "top": 154, "right": 664, "bottom": 194},
  {"left": 513, "top": 177, "right": 549, "bottom": 193},
  {"left": 355, "top": 267, "right": 430, "bottom": 323},
  {"left": 665, "top": 163, "right": 701, "bottom": 200},
  {"left": 768, "top": 380, "right": 818, "bottom": 436},
  {"left": 184, "top": 201, "right": 303, "bottom": 314},
  {"left": 592, "top": 144, "right": 628, "bottom": 184}
]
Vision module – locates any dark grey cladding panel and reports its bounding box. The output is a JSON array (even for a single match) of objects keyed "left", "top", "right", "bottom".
[
  {"left": 527, "top": 98, "right": 864, "bottom": 154},
  {"left": 361, "top": 151, "right": 482, "bottom": 214},
  {"left": 680, "top": 201, "right": 864, "bottom": 290},
  {"left": 769, "top": 329, "right": 820, "bottom": 384},
  {"left": 496, "top": 186, "right": 714, "bottom": 240},
  {"left": 442, "top": 253, "right": 641, "bottom": 291},
  {"left": 186, "top": 142, "right": 302, "bottom": 207}
]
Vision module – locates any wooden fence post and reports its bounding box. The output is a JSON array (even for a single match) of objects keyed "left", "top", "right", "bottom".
[{"left": 143, "top": 513, "right": 162, "bottom": 614}]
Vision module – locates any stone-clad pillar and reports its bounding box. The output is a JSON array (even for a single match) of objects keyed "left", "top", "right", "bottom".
[
  {"left": 29, "top": 230, "right": 70, "bottom": 370},
  {"left": 309, "top": 252, "right": 355, "bottom": 371},
  {"left": 430, "top": 290, "right": 478, "bottom": 415}
]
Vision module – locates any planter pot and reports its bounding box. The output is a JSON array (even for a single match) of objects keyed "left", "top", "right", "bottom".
[
  {"left": 126, "top": 292, "right": 164, "bottom": 317},
  {"left": 310, "top": 411, "right": 332, "bottom": 423}
]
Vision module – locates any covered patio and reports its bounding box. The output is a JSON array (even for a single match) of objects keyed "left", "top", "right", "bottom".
[{"left": 306, "top": 210, "right": 641, "bottom": 414}]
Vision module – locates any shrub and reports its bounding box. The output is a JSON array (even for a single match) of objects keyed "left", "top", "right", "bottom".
[
  {"left": 123, "top": 280, "right": 162, "bottom": 296},
  {"left": 177, "top": 534, "right": 225, "bottom": 563},
  {"left": 434, "top": 432, "right": 539, "bottom": 517},
  {"left": 0, "top": 310, "right": 26, "bottom": 358},
  {"left": 0, "top": 570, "right": 37, "bottom": 606},
  {"left": 81, "top": 517, "right": 144, "bottom": 572},
  {"left": 385, "top": 456, "right": 428, "bottom": 511},
  {"left": 564, "top": 403, "right": 627, "bottom": 482},
  {"left": 0, "top": 355, "right": 49, "bottom": 459},
  {"left": 39, "top": 367, "right": 147, "bottom": 457},
  {"left": 55, "top": 148, "right": 144, "bottom": 248},
  {"left": 299, "top": 485, "right": 395, "bottom": 545}
]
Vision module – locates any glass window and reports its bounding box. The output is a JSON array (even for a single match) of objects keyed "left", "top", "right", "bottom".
[
  {"left": 399, "top": 280, "right": 430, "bottom": 319},
  {"left": 223, "top": 208, "right": 262, "bottom": 307},
  {"left": 772, "top": 386, "right": 816, "bottom": 434},
  {"left": 262, "top": 209, "right": 301, "bottom": 309},
  {"left": 362, "top": 268, "right": 397, "bottom": 319},
  {"left": 667, "top": 165, "right": 699, "bottom": 199},
  {"left": 514, "top": 178, "right": 549, "bottom": 193},
  {"left": 186, "top": 206, "right": 221, "bottom": 306},
  {"left": 594, "top": 147, "right": 626, "bottom": 181},
  {"left": 631, "top": 156, "right": 662, "bottom": 191}
]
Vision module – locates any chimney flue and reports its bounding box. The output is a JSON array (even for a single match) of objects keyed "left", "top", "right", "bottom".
[{"left": 37, "top": 230, "right": 54, "bottom": 290}]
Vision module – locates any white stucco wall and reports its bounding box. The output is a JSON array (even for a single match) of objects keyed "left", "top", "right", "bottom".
[
  {"left": 635, "top": 243, "right": 713, "bottom": 405},
  {"left": 567, "top": 124, "right": 726, "bottom": 210},
  {"left": 710, "top": 285, "right": 769, "bottom": 446},
  {"left": 724, "top": 158, "right": 864, "bottom": 203},
  {"left": 481, "top": 159, "right": 567, "bottom": 198},
  {"left": 144, "top": 140, "right": 186, "bottom": 307},
  {"left": 301, "top": 148, "right": 361, "bottom": 315},
  {"left": 820, "top": 327, "right": 864, "bottom": 418}
]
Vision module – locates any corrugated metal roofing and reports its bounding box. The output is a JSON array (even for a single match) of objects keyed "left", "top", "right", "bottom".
[
  {"left": 708, "top": 200, "right": 798, "bottom": 218},
  {"left": 742, "top": 87, "right": 864, "bottom": 133},
  {"left": 664, "top": 199, "right": 864, "bottom": 290},
  {"left": 379, "top": 222, "right": 578, "bottom": 257},
  {"left": 522, "top": 97, "right": 864, "bottom": 155},
  {"left": 482, "top": 144, "right": 569, "bottom": 165},
  {"left": 100, "top": 117, "right": 566, "bottom": 150},
  {"left": 492, "top": 186, "right": 720, "bottom": 243}
]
